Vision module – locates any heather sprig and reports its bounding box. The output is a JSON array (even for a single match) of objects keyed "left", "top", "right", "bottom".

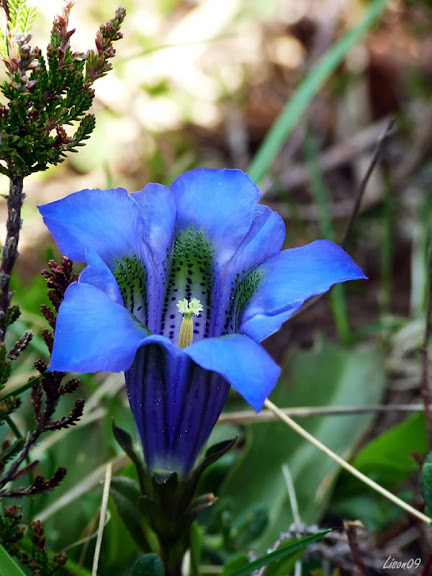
[
  {"left": 0, "top": 2, "right": 126, "bottom": 177},
  {"left": 0, "top": 508, "right": 67, "bottom": 575},
  {"left": 0, "top": 255, "right": 83, "bottom": 575},
  {"left": 0, "top": 257, "right": 83, "bottom": 499},
  {"left": 0, "top": 1, "right": 126, "bottom": 344},
  {"left": 0, "top": 4, "right": 125, "bottom": 571}
]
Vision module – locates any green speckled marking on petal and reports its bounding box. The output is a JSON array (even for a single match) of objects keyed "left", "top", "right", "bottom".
[
  {"left": 113, "top": 256, "right": 148, "bottom": 323},
  {"left": 161, "top": 228, "right": 214, "bottom": 341},
  {"left": 224, "top": 268, "right": 264, "bottom": 333}
]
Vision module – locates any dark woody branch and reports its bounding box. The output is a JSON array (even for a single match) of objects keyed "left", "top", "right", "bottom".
[
  {"left": 0, "top": 257, "right": 83, "bottom": 496},
  {"left": 0, "top": 3, "right": 125, "bottom": 342}
]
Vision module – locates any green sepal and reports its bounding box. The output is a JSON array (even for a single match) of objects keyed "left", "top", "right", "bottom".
[
  {"left": 147, "top": 472, "right": 191, "bottom": 528},
  {"left": 188, "top": 493, "right": 218, "bottom": 521},
  {"left": 194, "top": 436, "right": 238, "bottom": 478},
  {"left": 131, "top": 553, "right": 164, "bottom": 576},
  {"left": 143, "top": 473, "right": 204, "bottom": 574},
  {"left": 112, "top": 421, "right": 149, "bottom": 495},
  {"left": 110, "top": 476, "right": 159, "bottom": 553},
  {"left": 115, "top": 433, "right": 237, "bottom": 574},
  {"left": 150, "top": 437, "right": 238, "bottom": 525},
  {"left": 420, "top": 452, "right": 432, "bottom": 517}
]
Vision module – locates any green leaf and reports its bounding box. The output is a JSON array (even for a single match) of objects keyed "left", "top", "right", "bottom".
[
  {"left": 221, "top": 340, "right": 385, "bottom": 550},
  {"left": 0, "top": 544, "right": 26, "bottom": 576},
  {"left": 248, "top": 0, "right": 388, "bottom": 183},
  {"left": 231, "top": 504, "right": 268, "bottom": 548},
  {"left": 223, "top": 554, "right": 249, "bottom": 575},
  {"left": 421, "top": 452, "right": 432, "bottom": 517},
  {"left": 131, "top": 553, "right": 164, "bottom": 576},
  {"left": 330, "top": 492, "right": 408, "bottom": 532},
  {"left": 336, "top": 412, "right": 428, "bottom": 496},
  {"left": 330, "top": 404, "right": 428, "bottom": 530},
  {"left": 110, "top": 476, "right": 156, "bottom": 552},
  {"left": 224, "top": 530, "right": 330, "bottom": 576},
  {"left": 264, "top": 551, "right": 301, "bottom": 576}
]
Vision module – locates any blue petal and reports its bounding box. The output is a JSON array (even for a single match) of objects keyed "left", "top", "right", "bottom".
[
  {"left": 135, "top": 333, "right": 280, "bottom": 411},
  {"left": 169, "top": 169, "right": 287, "bottom": 339},
  {"left": 185, "top": 334, "right": 281, "bottom": 411},
  {"left": 130, "top": 184, "right": 177, "bottom": 330},
  {"left": 170, "top": 168, "right": 261, "bottom": 267},
  {"left": 126, "top": 343, "right": 230, "bottom": 476},
  {"left": 50, "top": 283, "right": 149, "bottom": 373},
  {"left": 240, "top": 240, "right": 367, "bottom": 342},
  {"left": 131, "top": 183, "right": 176, "bottom": 261},
  {"left": 38, "top": 188, "right": 147, "bottom": 268},
  {"left": 79, "top": 249, "right": 123, "bottom": 305},
  {"left": 211, "top": 204, "right": 286, "bottom": 335},
  {"left": 231, "top": 204, "right": 285, "bottom": 268},
  {"left": 126, "top": 332, "right": 280, "bottom": 476}
]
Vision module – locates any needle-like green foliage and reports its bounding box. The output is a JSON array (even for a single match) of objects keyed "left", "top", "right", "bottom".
[{"left": 0, "top": 1, "right": 126, "bottom": 177}]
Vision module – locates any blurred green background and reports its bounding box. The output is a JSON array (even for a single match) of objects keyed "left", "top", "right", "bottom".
[{"left": 2, "top": 0, "right": 432, "bottom": 574}]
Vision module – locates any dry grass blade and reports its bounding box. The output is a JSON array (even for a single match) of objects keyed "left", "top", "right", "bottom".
[
  {"left": 282, "top": 465, "right": 302, "bottom": 576},
  {"left": 92, "top": 462, "right": 112, "bottom": 576},
  {"left": 264, "top": 398, "right": 432, "bottom": 525}
]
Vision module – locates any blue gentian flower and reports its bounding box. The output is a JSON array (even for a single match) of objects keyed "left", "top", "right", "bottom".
[{"left": 39, "top": 169, "right": 365, "bottom": 477}]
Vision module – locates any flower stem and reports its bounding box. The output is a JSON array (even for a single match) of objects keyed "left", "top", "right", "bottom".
[
  {"left": 159, "top": 537, "right": 185, "bottom": 576},
  {"left": 264, "top": 398, "right": 432, "bottom": 525},
  {"left": 165, "top": 566, "right": 182, "bottom": 576},
  {"left": 0, "top": 175, "right": 25, "bottom": 343}
]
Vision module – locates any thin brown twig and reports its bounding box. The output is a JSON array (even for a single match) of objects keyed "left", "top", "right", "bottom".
[
  {"left": 344, "top": 522, "right": 368, "bottom": 576},
  {"left": 421, "top": 554, "right": 432, "bottom": 576},
  {"left": 263, "top": 116, "right": 392, "bottom": 197},
  {"left": 420, "top": 247, "right": 432, "bottom": 450},
  {"left": 217, "top": 403, "right": 432, "bottom": 426},
  {"left": 288, "top": 119, "right": 395, "bottom": 320},
  {"left": 0, "top": 427, "right": 42, "bottom": 491},
  {"left": 341, "top": 117, "right": 396, "bottom": 250}
]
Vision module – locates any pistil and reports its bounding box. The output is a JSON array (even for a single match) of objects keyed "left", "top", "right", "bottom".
[{"left": 176, "top": 298, "right": 203, "bottom": 348}]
